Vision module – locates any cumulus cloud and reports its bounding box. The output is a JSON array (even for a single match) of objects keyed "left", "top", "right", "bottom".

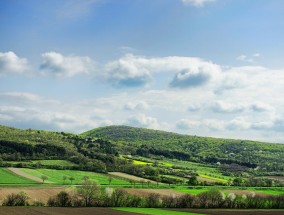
[
  {"left": 226, "top": 117, "right": 251, "bottom": 130},
  {"left": 125, "top": 114, "right": 159, "bottom": 129},
  {"left": 215, "top": 66, "right": 268, "bottom": 94},
  {"left": 252, "top": 117, "right": 284, "bottom": 132},
  {"left": 188, "top": 104, "right": 201, "bottom": 112},
  {"left": 211, "top": 101, "right": 245, "bottom": 113},
  {"left": 40, "top": 52, "right": 95, "bottom": 78},
  {"left": 106, "top": 54, "right": 221, "bottom": 88},
  {"left": 181, "top": 0, "right": 215, "bottom": 7},
  {"left": 0, "top": 91, "right": 111, "bottom": 133},
  {"left": 124, "top": 101, "right": 149, "bottom": 111},
  {"left": 250, "top": 102, "right": 274, "bottom": 113},
  {"left": 0, "top": 92, "right": 43, "bottom": 104},
  {"left": 176, "top": 119, "right": 199, "bottom": 130},
  {"left": 0, "top": 51, "right": 29, "bottom": 76}
]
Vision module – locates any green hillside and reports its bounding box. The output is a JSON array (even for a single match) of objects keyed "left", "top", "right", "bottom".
[
  {"left": 82, "top": 125, "right": 284, "bottom": 173},
  {"left": 1, "top": 124, "right": 284, "bottom": 184},
  {"left": 0, "top": 125, "right": 119, "bottom": 173}
]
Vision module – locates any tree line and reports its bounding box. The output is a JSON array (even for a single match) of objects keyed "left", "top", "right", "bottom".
[{"left": 2, "top": 181, "right": 284, "bottom": 209}]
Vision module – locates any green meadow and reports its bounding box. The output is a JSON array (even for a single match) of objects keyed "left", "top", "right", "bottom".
[
  {"left": 0, "top": 168, "right": 38, "bottom": 184},
  {"left": 21, "top": 168, "right": 130, "bottom": 185},
  {"left": 113, "top": 208, "right": 205, "bottom": 215}
]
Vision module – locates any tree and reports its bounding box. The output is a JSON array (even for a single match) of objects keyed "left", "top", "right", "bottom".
[
  {"left": 188, "top": 176, "right": 198, "bottom": 186},
  {"left": 108, "top": 176, "right": 113, "bottom": 185},
  {"left": 41, "top": 175, "right": 48, "bottom": 184},
  {"left": 56, "top": 191, "right": 72, "bottom": 207},
  {"left": 82, "top": 176, "right": 89, "bottom": 183},
  {"left": 77, "top": 180, "right": 101, "bottom": 206},
  {"left": 233, "top": 177, "right": 243, "bottom": 186},
  {"left": 69, "top": 177, "right": 75, "bottom": 184},
  {"left": 63, "top": 176, "right": 67, "bottom": 184}
]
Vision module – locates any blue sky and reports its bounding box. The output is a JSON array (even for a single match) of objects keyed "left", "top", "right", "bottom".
[{"left": 1, "top": 0, "right": 284, "bottom": 143}]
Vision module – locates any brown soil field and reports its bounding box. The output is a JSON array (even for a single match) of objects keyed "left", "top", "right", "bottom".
[
  {"left": 109, "top": 172, "right": 156, "bottom": 183},
  {"left": 0, "top": 207, "right": 140, "bottom": 215},
  {"left": 172, "top": 209, "right": 284, "bottom": 215},
  {"left": 0, "top": 187, "right": 68, "bottom": 204},
  {"left": 123, "top": 188, "right": 184, "bottom": 197}
]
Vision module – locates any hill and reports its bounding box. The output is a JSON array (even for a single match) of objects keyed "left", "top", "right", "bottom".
[
  {"left": 1, "top": 124, "right": 284, "bottom": 182},
  {"left": 82, "top": 125, "right": 284, "bottom": 173},
  {"left": 0, "top": 125, "right": 121, "bottom": 173}
]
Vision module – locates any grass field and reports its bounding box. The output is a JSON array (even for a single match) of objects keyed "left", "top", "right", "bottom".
[
  {"left": 247, "top": 187, "right": 284, "bottom": 195},
  {"left": 21, "top": 168, "right": 130, "bottom": 185},
  {"left": 174, "top": 187, "right": 211, "bottom": 195},
  {"left": 198, "top": 174, "right": 227, "bottom": 183},
  {"left": 113, "top": 208, "right": 205, "bottom": 215},
  {"left": 7, "top": 160, "right": 77, "bottom": 167},
  {"left": 132, "top": 160, "right": 152, "bottom": 165},
  {"left": 31, "top": 160, "right": 77, "bottom": 167},
  {"left": 0, "top": 168, "right": 38, "bottom": 184}
]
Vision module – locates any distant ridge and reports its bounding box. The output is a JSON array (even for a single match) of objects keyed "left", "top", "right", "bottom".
[{"left": 82, "top": 125, "right": 284, "bottom": 172}]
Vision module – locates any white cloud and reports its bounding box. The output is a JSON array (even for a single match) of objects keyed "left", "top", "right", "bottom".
[
  {"left": 236, "top": 53, "right": 260, "bottom": 63},
  {"left": 181, "top": 0, "right": 215, "bottom": 7},
  {"left": 40, "top": 52, "right": 95, "bottom": 78},
  {"left": 250, "top": 102, "right": 274, "bottom": 113},
  {"left": 176, "top": 119, "right": 200, "bottom": 130},
  {"left": 211, "top": 101, "right": 245, "bottom": 113},
  {"left": 188, "top": 104, "right": 201, "bottom": 112},
  {"left": 105, "top": 54, "right": 221, "bottom": 88},
  {"left": 0, "top": 51, "right": 29, "bottom": 76},
  {"left": 125, "top": 114, "right": 159, "bottom": 129},
  {"left": 226, "top": 117, "right": 251, "bottom": 130},
  {"left": 124, "top": 101, "right": 149, "bottom": 111},
  {"left": 0, "top": 92, "right": 41, "bottom": 102}
]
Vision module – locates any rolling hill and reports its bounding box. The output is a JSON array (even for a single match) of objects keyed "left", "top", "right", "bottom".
[
  {"left": 1, "top": 124, "right": 284, "bottom": 176},
  {"left": 82, "top": 125, "right": 284, "bottom": 173}
]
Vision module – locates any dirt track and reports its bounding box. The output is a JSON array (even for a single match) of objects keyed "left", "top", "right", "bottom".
[
  {"left": 8, "top": 168, "right": 53, "bottom": 183},
  {"left": 108, "top": 172, "right": 156, "bottom": 183},
  {"left": 0, "top": 207, "right": 140, "bottom": 215}
]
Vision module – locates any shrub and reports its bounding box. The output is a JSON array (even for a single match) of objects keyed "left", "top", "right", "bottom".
[
  {"left": 2, "top": 192, "right": 29, "bottom": 206},
  {"left": 47, "top": 191, "right": 72, "bottom": 207},
  {"left": 196, "top": 190, "right": 224, "bottom": 208},
  {"left": 145, "top": 193, "right": 161, "bottom": 208}
]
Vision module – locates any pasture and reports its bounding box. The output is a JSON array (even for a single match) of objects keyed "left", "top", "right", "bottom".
[
  {"left": 20, "top": 168, "right": 130, "bottom": 185},
  {"left": 0, "top": 168, "right": 38, "bottom": 184},
  {"left": 114, "top": 208, "right": 205, "bottom": 215}
]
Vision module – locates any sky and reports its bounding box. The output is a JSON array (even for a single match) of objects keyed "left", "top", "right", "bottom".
[{"left": 0, "top": 0, "right": 284, "bottom": 143}]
